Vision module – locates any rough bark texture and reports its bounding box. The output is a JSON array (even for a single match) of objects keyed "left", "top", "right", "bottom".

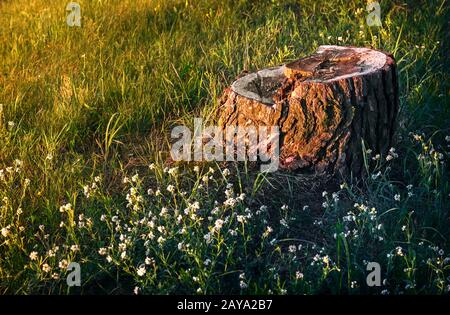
[{"left": 218, "top": 45, "right": 399, "bottom": 176}]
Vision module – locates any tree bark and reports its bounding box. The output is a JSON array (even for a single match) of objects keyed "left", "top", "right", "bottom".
[{"left": 218, "top": 45, "right": 399, "bottom": 176}]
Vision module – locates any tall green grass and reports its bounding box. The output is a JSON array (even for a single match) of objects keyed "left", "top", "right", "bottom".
[{"left": 0, "top": 0, "right": 449, "bottom": 294}]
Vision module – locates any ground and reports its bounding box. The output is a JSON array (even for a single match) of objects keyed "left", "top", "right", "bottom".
[{"left": 0, "top": 0, "right": 449, "bottom": 294}]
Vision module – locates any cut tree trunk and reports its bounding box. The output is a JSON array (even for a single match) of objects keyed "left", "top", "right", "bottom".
[{"left": 217, "top": 45, "right": 399, "bottom": 176}]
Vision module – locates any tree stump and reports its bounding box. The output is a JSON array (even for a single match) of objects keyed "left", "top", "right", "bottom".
[{"left": 218, "top": 45, "right": 399, "bottom": 176}]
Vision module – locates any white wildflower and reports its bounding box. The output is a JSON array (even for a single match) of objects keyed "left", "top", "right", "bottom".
[
  {"left": 168, "top": 167, "right": 178, "bottom": 176},
  {"left": 137, "top": 265, "right": 146, "bottom": 276},
  {"left": 131, "top": 174, "right": 139, "bottom": 183},
  {"left": 166, "top": 185, "right": 175, "bottom": 193},
  {"left": 42, "top": 263, "right": 51, "bottom": 273},
  {"left": 237, "top": 215, "right": 247, "bottom": 224},
  {"left": 214, "top": 219, "right": 224, "bottom": 231},
  {"left": 1, "top": 226, "right": 10, "bottom": 238},
  {"left": 295, "top": 271, "right": 304, "bottom": 280},
  {"left": 29, "top": 251, "right": 38, "bottom": 261},
  {"left": 59, "top": 259, "right": 69, "bottom": 269}
]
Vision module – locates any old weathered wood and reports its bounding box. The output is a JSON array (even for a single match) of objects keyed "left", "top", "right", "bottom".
[{"left": 218, "top": 45, "right": 399, "bottom": 176}]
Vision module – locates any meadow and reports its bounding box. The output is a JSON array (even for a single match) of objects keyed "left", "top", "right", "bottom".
[{"left": 0, "top": 0, "right": 449, "bottom": 294}]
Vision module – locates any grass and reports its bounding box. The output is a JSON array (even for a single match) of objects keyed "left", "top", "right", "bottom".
[{"left": 0, "top": 0, "right": 449, "bottom": 294}]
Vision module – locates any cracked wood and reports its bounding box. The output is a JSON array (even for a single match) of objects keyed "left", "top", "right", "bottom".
[{"left": 218, "top": 45, "right": 399, "bottom": 176}]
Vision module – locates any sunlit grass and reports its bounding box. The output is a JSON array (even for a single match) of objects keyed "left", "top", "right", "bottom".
[{"left": 0, "top": 0, "right": 449, "bottom": 294}]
